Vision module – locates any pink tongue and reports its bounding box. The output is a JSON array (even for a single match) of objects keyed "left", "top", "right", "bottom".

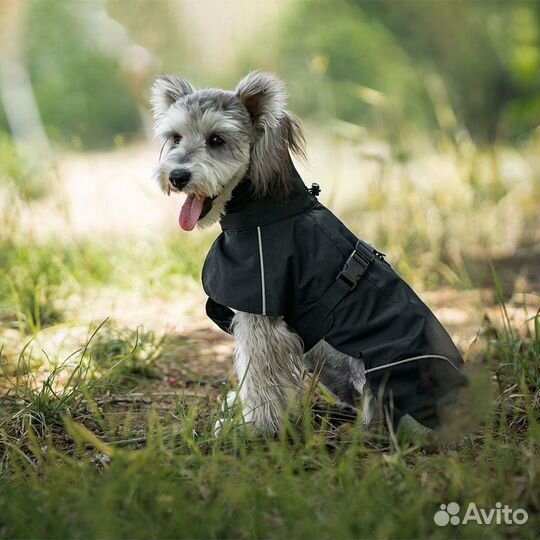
[{"left": 179, "top": 194, "right": 205, "bottom": 231}]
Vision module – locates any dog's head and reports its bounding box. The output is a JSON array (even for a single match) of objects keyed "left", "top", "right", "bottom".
[{"left": 151, "top": 71, "right": 305, "bottom": 230}]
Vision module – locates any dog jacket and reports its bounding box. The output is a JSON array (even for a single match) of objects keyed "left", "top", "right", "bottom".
[{"left": 202, "top": 166, "right": 466, "bottom": 429}]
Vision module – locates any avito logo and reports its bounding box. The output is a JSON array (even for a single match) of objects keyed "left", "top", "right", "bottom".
[{"left": 434, "top": 502, "right": 528, "bottom": 526}]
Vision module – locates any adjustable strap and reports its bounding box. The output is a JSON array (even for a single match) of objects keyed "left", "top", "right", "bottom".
[{"left": 319, "top": 241, "right": 374, "bottom": 311}]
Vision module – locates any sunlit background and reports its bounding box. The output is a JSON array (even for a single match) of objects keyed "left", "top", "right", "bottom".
[
  {"left": 1, "top": 0, "right": 539, "bottom": 348},
  {"left": 1, "top": 3, "right": 540, "bottom": 537},
  {"left": 1, "top": 0, "right": 539, "bottom": 238}
]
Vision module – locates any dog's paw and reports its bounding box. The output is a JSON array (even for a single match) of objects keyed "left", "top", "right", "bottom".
[
  {"left": 223, "top": 390, "right": 239, "bottom": 410},
  {"left": 214, "top": 391, "right": 241, "bottom": 437},
  {"left": 213, "top": 418, "right": 226, "bottom": 437}
]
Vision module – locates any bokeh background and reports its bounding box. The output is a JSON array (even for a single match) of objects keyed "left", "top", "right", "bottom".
[
  {"left": 1, "top": 2, "right": 540, "bottom": 538},
  {"left": 1, "top": 0, "right": 539, "bottom": 369}
]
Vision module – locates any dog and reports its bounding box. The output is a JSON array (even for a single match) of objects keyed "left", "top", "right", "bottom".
[{"left": 151, "top": 71, "right": 466, "bottom": 437}]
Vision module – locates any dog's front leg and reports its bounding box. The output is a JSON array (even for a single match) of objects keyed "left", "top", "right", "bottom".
[{"left": 231, "top": 312, "right": 304, "bottom": 433}]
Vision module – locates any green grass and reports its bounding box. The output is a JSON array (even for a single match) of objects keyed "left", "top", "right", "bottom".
[
  {"left": 86, "top": 321, "right": 171, "bottom": 383},
  {"left": 0, "top": 232, "right": 213, "bottom": 335},
  {"left": 1, "top": 428, "right": 537, "bottom": 540},
  {"left": 0, "top": 134, "right": 51, "bottom": 201},
  {"left": 0, "top": 238, "right": 111, "bottom": 334},
  {"left": 0, "top": 307, "right": 538, "bottom": 539}
]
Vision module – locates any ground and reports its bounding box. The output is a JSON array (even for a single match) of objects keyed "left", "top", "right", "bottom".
[{"left": 0, "top": 136, "right": 539, "bottom": 539}]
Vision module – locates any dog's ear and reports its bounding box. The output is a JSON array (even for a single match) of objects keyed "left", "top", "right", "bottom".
[
  {"left": 235, "top": 71, "right": 305, "bottom": 197},
  {"left": 151, "top": 75, "right": 194, "bottom": 120},
  {"left": 235, "top": 71, "right": 287, "bottom": 130}
]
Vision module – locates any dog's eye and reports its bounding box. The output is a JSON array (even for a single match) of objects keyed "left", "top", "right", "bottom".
[
  {"left": 207, "top": 134, "right": 225, "bottom": 148},
  {"left": 172, "top": 134, "right": 182, "bottom": 145}
]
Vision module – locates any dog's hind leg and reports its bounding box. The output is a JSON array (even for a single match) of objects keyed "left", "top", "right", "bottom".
[
  {"left": 303, "top": 341, "right": 375, "bottom": 425},
  {"left": 230, "top": 312, "right": 304, "bottom": 432}
]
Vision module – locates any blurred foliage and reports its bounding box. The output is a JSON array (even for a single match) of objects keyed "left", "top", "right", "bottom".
[
  {"left": 272, "top": 0, "right": 540, "bottom": 145},
  {"left": 106, "top": 0, "right": 188, "bottom": 72},
  {"left": 0, "top": 0, "right": 195, "bottom": 150},
  {"left": 0, "top": 134, "right": 49, "bottom": 200},
  {"left": 0, "top": 0, "right": 536, "bottom": 150},
  {"left": 360, "top": 0, "right": 540, "bottom": 144},
  {"left": 21, "top": 0, "right": 141, "bottom": 149},
  {"left": 277, "top": 0, "right": 430, "bottom": 129},
  {"left": 341, "top": 147, "right": 539, "bottom": 289}
]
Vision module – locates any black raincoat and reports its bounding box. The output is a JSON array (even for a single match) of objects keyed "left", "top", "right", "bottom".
[{"left": 203, "top": 166, "right": 466, "bottom": 429}]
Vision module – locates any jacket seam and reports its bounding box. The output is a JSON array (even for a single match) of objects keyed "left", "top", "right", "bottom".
[{"left": 305, "top": 210, "right": 351, "bottom": 260}]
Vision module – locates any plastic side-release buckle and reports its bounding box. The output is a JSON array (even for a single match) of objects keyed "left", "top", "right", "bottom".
[
  {"left": 336, "top": 242, "right": 373, "bottom": 290},
  {"left": 318, "top": 241, "right": 374, "bottom": 312}
]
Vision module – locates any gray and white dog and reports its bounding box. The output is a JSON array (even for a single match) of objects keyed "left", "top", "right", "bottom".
[
  {"left": 151, "top": 71, "right": 465, "bottom": 436},
  {"left": 151, "top": 71, "right": 371, "bottom": 432}
]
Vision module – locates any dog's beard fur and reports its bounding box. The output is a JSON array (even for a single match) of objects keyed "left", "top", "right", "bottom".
[{"left": 151, "top": 71, "right": 306, "bottom": 229}]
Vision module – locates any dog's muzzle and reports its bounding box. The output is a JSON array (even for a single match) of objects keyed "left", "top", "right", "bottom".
[{"left": 169, "top": 169, "right": 191, "bottom": 190}]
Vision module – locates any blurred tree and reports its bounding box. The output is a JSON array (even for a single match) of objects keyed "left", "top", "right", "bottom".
[
  {"left": 273, "top": 0, "right": 540, "bottom": 145},
  {"left": 360, "top": 0, "right": 540, "bottom": 144},
  {"left": 0, "top": 0, "right": 50, "bottom": 160},
  {"left": 21, "top": 0, "right": 142, "bottom": 149},
  {"left": 272, "top": 0, "right": 432, "bottom": 150}
]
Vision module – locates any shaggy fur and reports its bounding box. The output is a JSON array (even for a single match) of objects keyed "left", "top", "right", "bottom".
[
  {"left": 304, "top": 340, "right": 374, "bottom": 426},
  {"left": 232, "top": 312, "right": 305, "bottom": 431}
]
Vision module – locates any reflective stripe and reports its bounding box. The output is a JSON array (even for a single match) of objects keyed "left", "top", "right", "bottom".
[
  {"left": 257, "top": 226, "right": 266, "bottom": 315},
  {"left": 364, "top": 354, "right": 460, "bottom": 375}
]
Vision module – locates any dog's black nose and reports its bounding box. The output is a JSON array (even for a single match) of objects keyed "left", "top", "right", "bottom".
[{"left": 169, "top": 169, "right": 191, "bottom": 189}]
